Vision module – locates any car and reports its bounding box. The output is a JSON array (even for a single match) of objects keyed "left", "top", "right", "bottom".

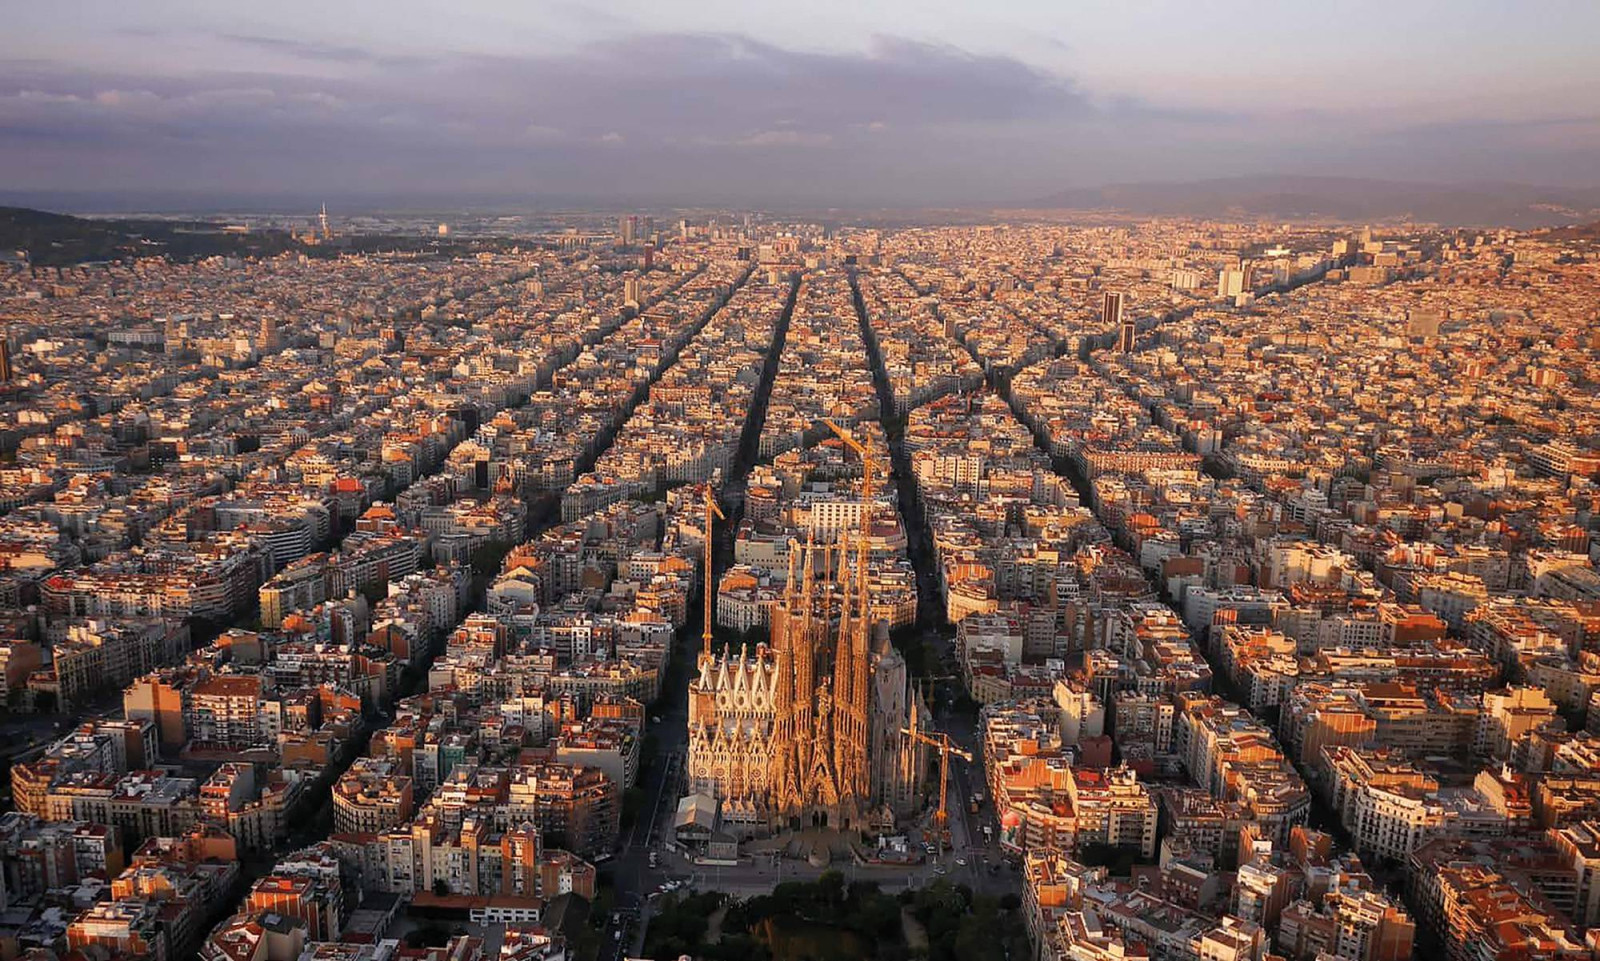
[
  {"left": 933, "top": 865, "right": 947, "bottom": 876},
  {"left": 956, "top": 857, "right": 968, "bottom": 866},
  {"left": 651, "top": 715, "right": 662, "bottom": 724}
]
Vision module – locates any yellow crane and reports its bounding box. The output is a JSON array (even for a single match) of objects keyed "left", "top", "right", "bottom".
[
  {"left": 824, "top": 417, "right": 878, "bottom": 602},
  {"left": 700, "top": 483, "right": 726, "bottom": 667},
  {"left": 903, "top": 726, "right": 972, "bottom": 850},
  {"left": 823, "top": 418, "right": 875, "bottom": 504}
]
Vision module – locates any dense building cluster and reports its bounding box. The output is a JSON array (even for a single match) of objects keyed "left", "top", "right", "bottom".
[
  {"left": 0, "top": 226, "right": 765, "bottom": 959},
  {"left": 688, "top": 262, "right": 930, "bottom": 838},
  {"left": 1, "top": 212, "right": 1599, "bottom": 961},
  {"left": 864, "top": 221, "right": 1600, "bottom": 961}
]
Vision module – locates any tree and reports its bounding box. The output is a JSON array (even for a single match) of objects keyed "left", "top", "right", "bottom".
[
  {"left": 817, "top": 870, "right": 847, "bottom": 914},
  {"left": 471, "top": 540, "right": 512, "bottom": 577}
]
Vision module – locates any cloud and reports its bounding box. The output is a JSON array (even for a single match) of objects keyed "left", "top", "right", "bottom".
[
  {"left": 734, "top": 130, "right": 834, "bottom": 148},
  {"left": 1, "top": 27, "right": 1594, "bottom": 205},
  {"left": 218, "top": 33, "right": 432, "bottom": 69},
  {"left": 0, "top": 30, "right": 1108, "bottom": 201},
  {"left": 520, "top": 124, "right": 569, "bottom": 143}
]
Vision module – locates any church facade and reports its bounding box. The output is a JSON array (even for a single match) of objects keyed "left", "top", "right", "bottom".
[{"left": 686, "top": 536, "right": 927, "bottom": 835}]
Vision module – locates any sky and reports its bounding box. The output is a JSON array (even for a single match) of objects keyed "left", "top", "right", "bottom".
[{"left": 2, "top": 0, "right": 1599, "bottom": 208}]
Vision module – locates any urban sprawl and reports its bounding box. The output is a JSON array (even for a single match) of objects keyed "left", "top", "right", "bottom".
[{"left": 1, "top": 213, "right": 1599, "bottom": 961}]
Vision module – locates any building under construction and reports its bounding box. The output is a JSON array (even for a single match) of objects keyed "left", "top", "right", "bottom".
[
  {"left": 686, "top": 536, "right": 931, "bottom": 836},
  {"left": 685, "top": 431, "right": 931, "bottom": 837}
]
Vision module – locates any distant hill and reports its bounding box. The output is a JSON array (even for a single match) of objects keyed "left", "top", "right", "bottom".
[
  {"left": 1027, "top": 176, "right": 1600, "bottom": 228},
  {"left": 0, "top": 206, "right": 525, "bottom": 266},
  {"left": 1542, "top": 220, "right": 1600, "bottom": 243},
  {"left": 0, "top": 206, "right": 310, "bottom": 266}
]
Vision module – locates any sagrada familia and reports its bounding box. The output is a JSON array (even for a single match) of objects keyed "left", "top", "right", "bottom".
[{"left": 686, "top": 533, "right": 930, "bottom": 835}]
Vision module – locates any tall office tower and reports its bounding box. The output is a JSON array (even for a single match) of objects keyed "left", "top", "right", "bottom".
[
  {"left": 1218, "top": 268, "right": 1247, "bottom": 299},
  {"left": 623, "top": 275, "right": 643, "bottom": 309},
  {"left": 0, "top": 333, "right": 11, "bottom": 384},
  {"left": 258, "top": 316, "right": 282, "bottom": 353},
  {"left": 1107, "top": 291, "right": 1137, "bottom": 353},
  {"left": 1103, "top": 290, "right": 1124, "bottom": 329},
  {"left": 618, "top": 215, "right": 637, "bottom": 246}
]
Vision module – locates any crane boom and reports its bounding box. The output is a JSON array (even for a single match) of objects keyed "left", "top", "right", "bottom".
[
  {"left": 700, "top": 483, "right": 726, "bottom": 666},
  {"left": 822, "top": 418, "right": 874, "bottom": 503},
  {"left": 903, "top": 726, "right": 971, "bottom": 854},
  {"left": 824, "top": 417, "right": 879, "bottom": 642}
]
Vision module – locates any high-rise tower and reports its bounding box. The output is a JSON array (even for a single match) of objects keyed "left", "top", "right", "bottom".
[
  {"left": 258, "top": 315, "right": 282, "bottom": 353},
  {"left": 1103, "top": 290, "right": 1123, "bottom": 329},
  {"left": 1107, "top": 291, "right": 1136, "bottom": 353}
]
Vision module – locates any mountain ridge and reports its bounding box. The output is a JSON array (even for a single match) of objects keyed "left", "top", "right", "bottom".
[{"left": 1025, "top": 176, "right": 1600, "bottom": 227}]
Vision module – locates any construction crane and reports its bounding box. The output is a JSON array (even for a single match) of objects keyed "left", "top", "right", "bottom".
[
  {"left": 824, "top": 418, "right": 879, "bottom": 608},
  {"left": 700, "top": 483, "right": 726, "bottom": 667},
  {"left": 903, "top": 726, "right": 972, "bottom": 852},
  {"left": 823, "top": 418, "right": 876, "bottom": 504}
]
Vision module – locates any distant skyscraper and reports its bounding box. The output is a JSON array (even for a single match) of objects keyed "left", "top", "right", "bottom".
[
  {"left": 318, "top": 203, "right": 330, "bottom": 240},
  {"left": 618, "top": 215, "right": 638, "bottom": 246},
  {"left": 1103, "top": 290, "right": 1124, "bottom": 329},
  {"left": 1107, "top": 291, "right": 1136, "bottom": 353},
  {"left": 0, "top": 333, "right": 12, "bottom": 384},
  {"left": 258, "top": 316, "right": 281, "bottom": 352},
  {"left": 624, "top": 275, "right": 643, "bottom": 308}
]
